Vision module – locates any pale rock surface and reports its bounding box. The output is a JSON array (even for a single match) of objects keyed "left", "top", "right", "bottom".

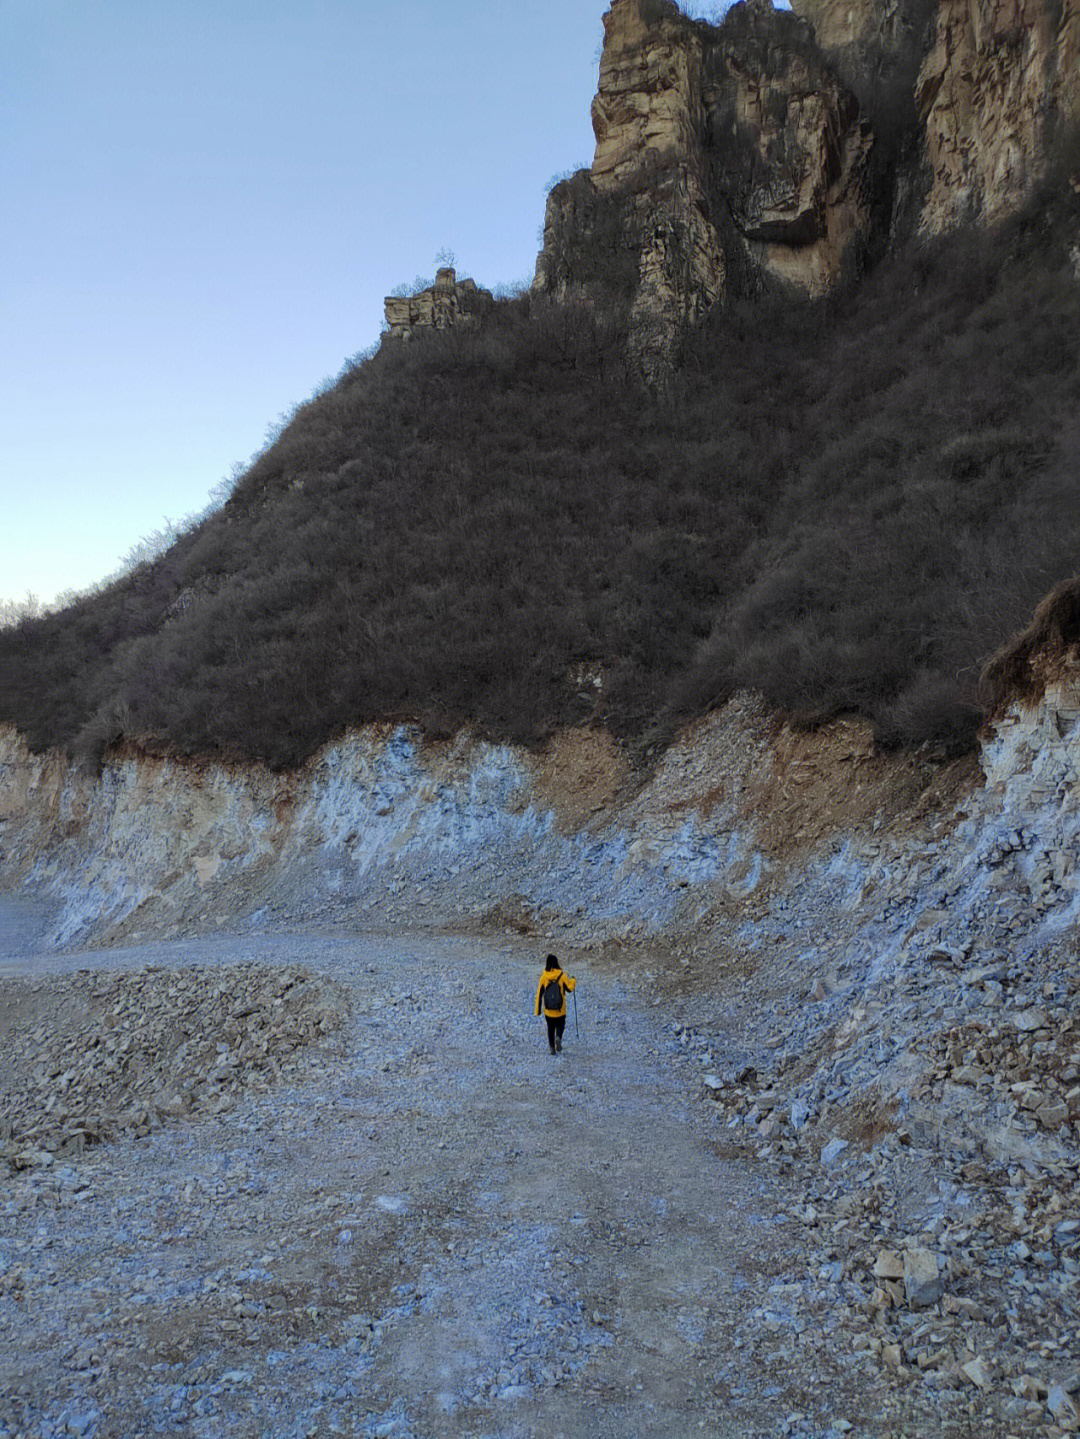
[
  {"left": 534, "top": 0, "right": 872, "bottom": 376},
  {"left": 961, "top": 1355, "right": 991, "bottom": 1390},
  {"left": 1049, "top": 1383, "right": 1080, "bottom": 1431},
  {"left": 790, "top": 0, "right": 936, "bottom": 92},
  {"left": 589, "top": 0, "right": 709, "bottom": 192},
  {"left": 902, "top": 1245, "right": 944, "bottom": 1308},
  {"left": 384, "top": 267, "right": 493, "bottom": 341},
  {"left": 917, "top": 0, "right": 1080, "bottom": 232}
]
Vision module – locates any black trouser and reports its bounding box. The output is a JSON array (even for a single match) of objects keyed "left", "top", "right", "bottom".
[{"left": 545, "top": 1014, "right": 566, "bottom": 1051}]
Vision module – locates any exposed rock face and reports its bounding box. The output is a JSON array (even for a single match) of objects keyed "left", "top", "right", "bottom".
[
  {"left": 589, "top": 0, "right": 708, "bottom": 190},
  {"left": 790, "top": 0, "right": 936, "bottom": 93},
  {"left": 533, "top": 0, "right": 1080, "bottom": 367},
  {"left": 534, "top": 0, "right": 872, "bottom": 375},
  {"left": 720, "top": 10, "right": 873, "bottom": 290},
  {"left": 384, "top": 267, "right": 493, "bottom": 341},
  {"left": 916, "top": 0, "right": 1080, "bottom": 232}
]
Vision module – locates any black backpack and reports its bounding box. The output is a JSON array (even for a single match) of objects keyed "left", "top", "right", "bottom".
[{"left": 542, "top": 976, "right": 563, "bottom": 1011}]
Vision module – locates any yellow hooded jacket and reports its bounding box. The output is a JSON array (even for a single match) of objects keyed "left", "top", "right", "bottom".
[{"left": 535, "top": 965, "right": 576, "bottom": 1018}]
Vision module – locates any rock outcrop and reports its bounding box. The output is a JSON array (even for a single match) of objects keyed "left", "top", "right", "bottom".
[
  {"left": 534, "top": 0, "right": 873, "bottom": 375},
  {"left": 532, "top": 0, "right": 1080, "bottom": 372},
  {"left": 916, "top": 0, "right": 1080, "bottom": 232},
  {"left": 384, "top": 267, "right": 493, "bottom": 341},
  {"left": 790, "top": 0, "right": 936, "bottom": 94}
]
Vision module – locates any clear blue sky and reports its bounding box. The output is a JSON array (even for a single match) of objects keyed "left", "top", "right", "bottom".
[{"left": 2, "top": 0, "right": 727, "bottom": 606}]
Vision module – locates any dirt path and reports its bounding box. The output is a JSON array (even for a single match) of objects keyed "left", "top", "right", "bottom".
[{"left": 0, "top": 912, "right": 876, "bottom": 1439}]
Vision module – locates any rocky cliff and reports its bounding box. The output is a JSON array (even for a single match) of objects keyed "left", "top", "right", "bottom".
[
  {"left": 915, "top": 0, "right": 1080, "bottom": 232},
  {"left": 535, "top": 0, "right": 1080, "bottom": 368},
  {"left": 384, "top": 267, "right": 493, "bottom": 341},
  {"left": 790, "top": 0, "right": 936, "bottom": 94},
  {"left": 534, "top": 0, "right": 874, "bottom": 374}
]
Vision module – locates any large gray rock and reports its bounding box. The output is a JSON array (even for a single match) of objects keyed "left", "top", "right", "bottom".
[
  {"left": 903, "top": 1246, "right": 944, "bottom": 1309},
  {"left": 1049, "top": 1384, "right": 1080, "bottom": 1432}
]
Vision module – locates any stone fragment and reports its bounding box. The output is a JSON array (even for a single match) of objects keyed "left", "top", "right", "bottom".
[
  {"left": 881, "top": 1343, "right": 903, "bottom": 1371},
  {"left": 961, "top": 1356, "right": 991, "bottom": 1391},
  {"left": 903, "top": 1247, "right": 944, "bottom": 1310},
  {"left": 1014, "top": 1008, "right": 1049, "bottom": 1033},
  {"left": 1015, "top": 1374, "right": 1047, "bottom": 1400},
  {"left": 1049, "top": 1385, "right": 1080, "bottom": 1431},
  {"left": 873, "top": 1250, "right": 905, "bottom": 1281},
  {"left": 820, "top": 1138, "right": 849, "bottom": 1166},
  {"left": 1037, "top": 1102, "right": 1069, "bottom": 1130}
]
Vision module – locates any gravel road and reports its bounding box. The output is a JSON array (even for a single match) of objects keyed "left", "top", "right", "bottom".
[{"left": 0, "top": 897, "right": 882, "bottom": 1439}]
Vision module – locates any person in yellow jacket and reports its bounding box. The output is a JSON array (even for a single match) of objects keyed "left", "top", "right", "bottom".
[{"left": 535, "top": 953, "right": 576, "bottom": 1055}]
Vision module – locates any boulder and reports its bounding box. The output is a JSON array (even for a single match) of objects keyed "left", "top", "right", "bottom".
[{"left": 903, "top": 1246, "right": 944, "bottom": 1309}]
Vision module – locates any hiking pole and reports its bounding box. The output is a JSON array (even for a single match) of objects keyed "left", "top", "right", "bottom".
[{"left": 573, "top": 988, "right": 579, "bottom": 1040}]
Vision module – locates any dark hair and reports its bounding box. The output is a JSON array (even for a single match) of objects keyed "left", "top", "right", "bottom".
[{"left": 546, "top": 954, "right": 560, "bottom": 969}]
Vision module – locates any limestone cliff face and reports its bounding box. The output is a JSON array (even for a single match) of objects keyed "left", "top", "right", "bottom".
[
  {"left": 916, "top": 0, "right": 1080, "bottom": 231},
  {"left": 533, "top": 0, "right": 873, "bottom": 373},
  {"left": 720, "top": 12, "right": 873, "bottom": 289},
  {"left": 535, "top": 0, "right": 1080, "bottom": 360}
]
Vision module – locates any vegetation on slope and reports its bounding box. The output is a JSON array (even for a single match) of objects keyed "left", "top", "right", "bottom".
[{"left": 3, "top": 188, "right": 1080, "bottom": 769}]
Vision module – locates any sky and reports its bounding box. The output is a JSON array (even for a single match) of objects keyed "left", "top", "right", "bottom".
[{"left": 2, "top": 0, "right": 730, "bottom": 607}]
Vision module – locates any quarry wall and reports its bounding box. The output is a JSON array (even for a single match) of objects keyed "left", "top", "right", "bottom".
[{"left": 3, "top": 675, "right": 1080, "bottom": 981}]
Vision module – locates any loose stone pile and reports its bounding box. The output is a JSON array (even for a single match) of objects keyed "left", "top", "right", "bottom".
[
  {"left": 0, "top": 964, "right": 345, "bottom": 1173},
  {"left": 669, "top": 920, "right": 1080, "bottom": 1435},
  {"left": 919, "top": 1009, "right": 1080, "bottom": 1138}
]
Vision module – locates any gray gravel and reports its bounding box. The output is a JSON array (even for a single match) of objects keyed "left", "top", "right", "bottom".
[{"left": 0, "top": 906, "right": 880, "bottom": 1439}]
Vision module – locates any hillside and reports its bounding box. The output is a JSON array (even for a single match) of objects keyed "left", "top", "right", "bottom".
[
  {"left": 3, "top": 194, "right": 1079, "bottom": 770},
  {"left": 3, "top": 0, "right": 1080, "bottom": 771}
]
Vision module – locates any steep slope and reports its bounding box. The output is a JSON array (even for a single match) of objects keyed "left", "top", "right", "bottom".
[{"left": 535, "top": 0, "right": 874, "bottom": 374}]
